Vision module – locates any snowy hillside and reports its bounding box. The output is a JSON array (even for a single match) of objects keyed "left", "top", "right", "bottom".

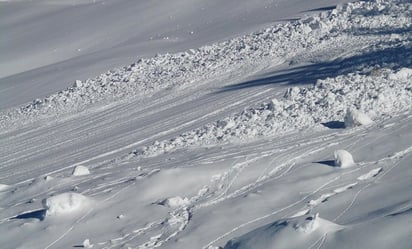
[{"left": 0, "top": 0, "right": 411, "bottom": 248}]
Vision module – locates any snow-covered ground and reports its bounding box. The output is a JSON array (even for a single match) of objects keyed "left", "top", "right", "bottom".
[{"left": 1, "top": 0, "right": 411, "bottom": 248}]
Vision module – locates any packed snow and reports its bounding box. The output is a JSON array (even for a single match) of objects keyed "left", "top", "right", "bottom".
[{"left": 0, "top": 0, "right": 411, "bottom": 249}]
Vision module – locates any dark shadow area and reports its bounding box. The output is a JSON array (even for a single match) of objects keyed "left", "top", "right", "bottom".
[
  {"left": 314, "top": 160, "right": 336, "bottom": 167},
  {"left": 12, "top": 209, "right": 46, "bottom": 221},
  {"left": 217, "top": 37, "right": 411, "bottom": 93},
  {"left": 352, "top": 26, "right": 412, "bottom": 37},
  {"left": 321, "top": 121, "right": 345, "bottom": 129},
  {"left": 304, "top": 5, "right": 337, "bottom": 12},
  {"left": 388, "top": 207, "right": 412, "bottom": 217}
]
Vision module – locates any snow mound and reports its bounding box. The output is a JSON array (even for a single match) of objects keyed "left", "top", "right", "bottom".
[
  {"left": 1, "top": 0, "right": 410, "bottom": 129},
  {"left": 42, "top": 193, "right": 91, "bottom": 217},
  {"left": 334, "top": 150, "right": 355, "bottom": 168},
  {"left": 223, "top": 214, "right": 342, "bottom": 249},
  {"left": 72, "top": 165, "right": 90, "bottom": 176},
  {"left": 158, "top": 196, "right": 190, "bottom": 208},
  {"left": 344, "top": 109, "right": 373, "bottom": 128},
  {"left": 135, "top": 67, "right": 412, "bottom": 157}
]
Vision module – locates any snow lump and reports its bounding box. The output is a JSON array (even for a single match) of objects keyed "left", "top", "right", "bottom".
[
  {"left": 42, "top": 192, "right": 91, "bottom": 217},
  {"left": 334, "top": 150, "right": 355, "bottom": 168}
]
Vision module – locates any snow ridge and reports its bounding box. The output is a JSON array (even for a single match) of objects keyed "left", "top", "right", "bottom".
[
  {"left": 136, "top": 68, "right": 412, "bottom": 157},
  {"left": 1, "top": 0, "right": 410, "bottom": 129}
]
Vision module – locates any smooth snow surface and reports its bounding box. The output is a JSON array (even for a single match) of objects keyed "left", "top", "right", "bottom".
[{"left": 1, "top": 0, "right": 412, "bottom": 249}]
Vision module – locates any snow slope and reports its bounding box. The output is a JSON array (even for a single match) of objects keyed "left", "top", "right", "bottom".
[
  {"left": 0, "top": 0, "right": 353, "bottom": 109},
  {"left": 0, "top": 0, "right": 412, "bottom": 249}
]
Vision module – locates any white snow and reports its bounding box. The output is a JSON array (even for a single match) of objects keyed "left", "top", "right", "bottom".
[
  {"left": 344, "top": 109, "right": 374, "bottom": 128},
  {"left": 82, "top": 239, "right": 93, "bottom": 248},
  {"left": 72, "top": 165, "right": 91, "bottom": 176},
  {"left": 0, "top": 184, "right": 9, "bottom": 191},
  {"left": 334, "top": 150, "right": 355, "bottom": 168},
  {"left": 0, "top": 0, "right": 411, "bottom": 249},
  {"left": 42, "top": 193, "right": 91, "bottom": 217},
  {"left": 159, "top": 196, "right": 191, "bottom": 209}
]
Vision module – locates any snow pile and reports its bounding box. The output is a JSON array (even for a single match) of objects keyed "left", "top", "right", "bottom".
[
  {"left": 135, "top": 67, "right": 412, "bottom": 157},
  {"left": 42, "top": 192, "right": 91, "bottom": 217},
  {"left": 223, "top": 214, "right": 342, "bottom": 249},
  {"left": 72, "top": 165, "right": 90, "bottom": 176},
  {"left": 158, "top": 196, "right": 191, "bottom": 208},
  {"left": 1, "top": 0, "right": 410, "bottom": 129},
  {"left": 334, "top": 150, "right": 355, "bottom": 168},
  {"left": 344, "top": 109, "right": 373, "bottom": 128}
]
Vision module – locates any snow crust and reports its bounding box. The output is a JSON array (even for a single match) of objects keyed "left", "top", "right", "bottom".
[{"left": 42, "top": 193, "right": 90, "bottom": 217}]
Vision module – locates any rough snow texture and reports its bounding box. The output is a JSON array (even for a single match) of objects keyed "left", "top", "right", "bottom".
[
  {"left": 72, "top": 165, "right": 91, "bottom": 176},
  {"left": 344, "top": 109, "right": 374, "bottom": 128},
  {"left": 334, "top": 150, "right": 355, "bottom": 168},
  {"left": 1, "top": 0, "right": 410, "bottom": 129},
  {"left": 136, "top": 67, "right": 412, "bottom": 157},
  {"left": 42, "top": 193, "right": 90, "bottom": 217}
]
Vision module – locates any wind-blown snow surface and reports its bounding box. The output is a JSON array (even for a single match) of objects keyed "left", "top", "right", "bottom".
[{"left": 1, "top": 0, "right": 412, "bottom": 249}]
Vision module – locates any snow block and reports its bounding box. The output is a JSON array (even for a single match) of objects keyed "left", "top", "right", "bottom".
[
  {"left": 334, "top": 150, "right": 355, "bottom": 168},
  {"left": 344, "top": 109, "right": 373, "bottom": 128},
  {"left": 72, "top": 165, "right": 90, "bottom": 176},
  {"left": 42, "top": 193, "right": 90, "bottom": 216}
]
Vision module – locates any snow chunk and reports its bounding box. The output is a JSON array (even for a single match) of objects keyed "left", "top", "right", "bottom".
[
  {"left": 158, "top": 196, "right": 190, "bottom": 208},
  {"left": 73, "top": 80, "right": 83, "bottom": 88},
  {"left": 42, "top": 193, "right": 90, "bottom": 217},
  {"left": 334, "top": 149, "right": 355, "bottom": 168},
  {"left": 72, "top": 165, "right": 90, "bottom": 176},
  {"left": 344, "top": 109, "right": 373, "bottom": 128},
  {"left": 82, "top": 239, "right": 93, "bottom": 248},
  {"left": 0, "top": 184, "right": 10, "bottom": 191}
]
